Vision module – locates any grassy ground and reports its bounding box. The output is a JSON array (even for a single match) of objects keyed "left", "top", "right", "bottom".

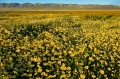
[{"left": 0, "top": 11, "right": 120, "bottom": 79}]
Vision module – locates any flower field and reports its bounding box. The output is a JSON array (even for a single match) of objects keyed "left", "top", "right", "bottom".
[{"left": 0, "top": 11, "right": 120, "bottom": 79}]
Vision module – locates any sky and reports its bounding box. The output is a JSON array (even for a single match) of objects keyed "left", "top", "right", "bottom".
[{"left": 0, "top": 0, "right": 120, "bottom": 5}]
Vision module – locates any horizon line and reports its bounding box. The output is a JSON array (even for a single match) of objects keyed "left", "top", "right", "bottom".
[{"left": 0, "top": 2, "right": 119, "bottom": 6}]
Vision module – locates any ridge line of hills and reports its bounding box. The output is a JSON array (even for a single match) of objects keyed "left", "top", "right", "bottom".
[{"left": 0, "top": 3, "right": 120, "bottom": 10}]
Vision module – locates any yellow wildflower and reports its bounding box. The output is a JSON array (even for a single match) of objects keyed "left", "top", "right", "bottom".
[
  {"left": 66, "top": 67, "right": 71, "bottom": 71},
  {"left": 84, "top": 66, "right": 89, "bottom": 69},
  {"left": 62, "top": 71, "right": 65, "bottom": 75},
  {"left": 50, "top": 41, "right": 55, "bottom": 46},
  {"left": 100, "top": 70, "right": 104, "bottom": 75},
  {"left": 51, "top": 57, "right": 54, "bottom": 60},
  {"left": 110, "top": 56, "right": 114, "bottom": 61},
  {"left": 57, "top": 61, "right": 61, "bottom": 65},
  {"left": 107, "top": 67, "right": 111, "bottom": 71},
  {"left": 36, "top": 77, "right": 41, "bottom": 79},
  {"left": 46, "top": 69, "right": 50, "bottom": 73},
  {"left": 89, "top": 57, "right": 94, "bottom": 62},
  {"left": 16, "top": 49, "right": 20, "bottom": 53},
  {"left": 60, "top": 63, "right": 66, "bottom": 70},
  {"left": 91, "top": 75, "right": 96, "bottom": 79},
  {"left": 88, "top": 44, "right": 92, "bottom": 50},
  {"left": 48, "top": 75, "right": 56, "bottom": 78},
  {"left": 9, "top": 57, "right": 13, "bottom": 61},
  {"left": 0, "top": 62, "right": 4, "bottom": 68},
  {"left": 38, "top": 68, "right": 42, "bottom": 73},
  {"left": 41, "top": 72, "right": 45, "bottom": 76},
  {"left": 80, "top": 74, "right": 86, "bottom": 79}
]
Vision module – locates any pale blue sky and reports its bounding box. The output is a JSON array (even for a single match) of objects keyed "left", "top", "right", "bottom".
[{"left": 0, "top": 0, "right": 120, "bottom": 5}]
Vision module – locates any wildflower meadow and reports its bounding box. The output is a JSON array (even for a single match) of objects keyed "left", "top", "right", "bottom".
[{"left": 0, "top": 11, "right": 120, "bottom": 79}]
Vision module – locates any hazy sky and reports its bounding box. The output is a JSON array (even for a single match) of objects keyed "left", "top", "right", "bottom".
[{"left": 0, "top": 0, "right": 120, "bottom": 5}]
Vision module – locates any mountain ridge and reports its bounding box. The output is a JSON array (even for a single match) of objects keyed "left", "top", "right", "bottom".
[{"left": 0, "top": 3, "right": 120, "bottom": 10}]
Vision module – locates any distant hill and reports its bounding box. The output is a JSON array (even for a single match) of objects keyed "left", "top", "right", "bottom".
[{"left": 0, "top": 3, "right": 120, "bottom": 10}]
